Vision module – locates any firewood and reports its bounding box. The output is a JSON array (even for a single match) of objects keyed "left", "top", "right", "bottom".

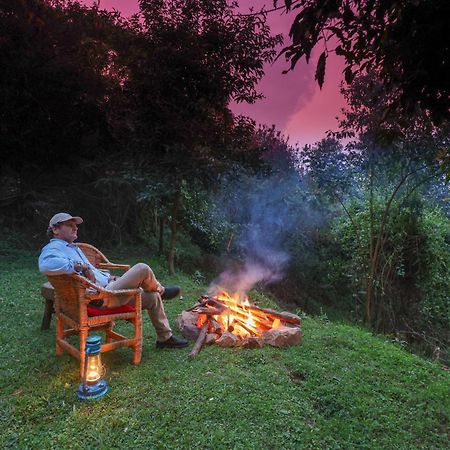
[
  {"left": 204, "top": 297, "right": 275, "bottom": 330},
  {"left": 245, "top": 305, "right": 301, "bottom": 325},
  {"left": 209, "top": 318, "right": 222, "bottom": 335},
  {"left": 199, "top": 299, "right": 245, "bottom": 321},
  {"left": 192, "top": 306, "right": 224, "bottom": 316},
  {"left": 203, "top": 297, "right": 228, "bottom": 311},
  {"left": 186, "top": 298, "right": 209, "bottom": 311},
  {"left": 189, "top": 319, "right": 209, "bottom": 358},
  {"left": 194, "top": 295, "right": 297, "bottom": 331},
  {"left": 233, "top": 318, "right": 257, "bottom": 336},
  {"left": 208, "top": 296, "right": 300, "bottom": 325},
  {"left": 219, "top": 304, "right": 273, "bottom": 330}
]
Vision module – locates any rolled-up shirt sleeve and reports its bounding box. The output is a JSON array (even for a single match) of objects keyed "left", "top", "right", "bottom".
[{"left": 39, "top": 247, "right": 75, "bottom": 275}]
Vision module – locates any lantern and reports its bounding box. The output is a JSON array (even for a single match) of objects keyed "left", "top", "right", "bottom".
[{"left": 77, "top": 335, "right": 108, "bottom": 400}]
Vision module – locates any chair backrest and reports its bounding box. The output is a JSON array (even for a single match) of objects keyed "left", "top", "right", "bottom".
[
  {"left": 47, "top": 274, "right": 88, "bottom": 323},
  {"left": 76, "top": 243, "right": 130, "bottom": 272},
  {"left": 77, "top": 243, "right": 108, "bottom": 268}
]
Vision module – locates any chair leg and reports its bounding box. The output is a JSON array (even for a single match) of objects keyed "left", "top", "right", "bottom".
[
  {"left": 133, "top": 344, "right": 142, "bottom": 365},
  {"left": 41, "top": 298, "right": 54, "bottom": 330},
  {"left": 55, "top": 317, "right": 64, "bottom": 356},
  {"left": 133, "top": 318, "right": 143, "bottom": 365},
  {"left": 105, "top": 321, "right": 115, "bottom": 343}
]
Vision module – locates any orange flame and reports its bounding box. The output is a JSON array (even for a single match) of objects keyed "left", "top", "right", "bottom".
[{"left": 198, "top": 290, "right": 273, "bottom": 337}]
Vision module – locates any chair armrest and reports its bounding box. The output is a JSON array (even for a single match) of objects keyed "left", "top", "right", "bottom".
[
  {"left": 72, "top": 273, "right": 142, "bottom": 303},
  {"left": 97, "top": 263, "right": 131, "bottom": 271},
  {"left": 89, "top": 288, "right": 142, "bottom": 299}
]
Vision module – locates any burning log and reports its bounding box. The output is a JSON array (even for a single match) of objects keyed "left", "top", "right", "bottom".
[
  {"left": 237, "top": 304, "right": 301, "bottom": 326},
  {"left": 185, "top": 297, "right": 209, "bottom": 311},
  {"left": 189, "top": 319, "right": 209, "bottom": 358},
  {"left": 202, "top": 297, "right": 273, "bottom": 329},
  {"left": 227, "top": 309, "right": 273, "bottom": 330},
  {"left": 203, "top": 296, "right": 228, "bottom": 311},
  {"left": 233, "top": 318, "right": 257, "bottom": 336},
  {"left": 191, "top": 306, "right": 224, "bottom": 316},
  {"left": 209, "top": 318, "right": 222, "bottom": 335},
  {"left": 204, "top": 295, "right": 300, "bottom": 327}
]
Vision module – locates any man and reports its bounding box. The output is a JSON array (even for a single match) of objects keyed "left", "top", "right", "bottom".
[{"left": 39, "top": 212, "right": 188, "bottom": 349}]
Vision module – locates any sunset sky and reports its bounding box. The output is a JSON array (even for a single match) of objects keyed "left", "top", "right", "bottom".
[{"left": 84, "top": 0, "right": 347, "bottom": 148}]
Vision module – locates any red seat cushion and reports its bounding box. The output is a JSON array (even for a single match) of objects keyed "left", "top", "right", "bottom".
[{"left": 87, "top": 304, "right": 135, "bottom": 316}]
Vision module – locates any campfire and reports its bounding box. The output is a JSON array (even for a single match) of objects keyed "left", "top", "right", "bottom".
[{"left": 176, "top": 291, "right": 302, "bottom": 357}]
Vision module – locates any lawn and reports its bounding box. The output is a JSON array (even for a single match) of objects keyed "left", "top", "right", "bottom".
[{"left": 0, "top": 249, "right": 448, "bottom": 449}]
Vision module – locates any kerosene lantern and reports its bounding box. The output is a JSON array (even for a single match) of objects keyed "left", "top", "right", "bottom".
[{"left": 77, "top": 335, "right": 108, "bottom": 400}]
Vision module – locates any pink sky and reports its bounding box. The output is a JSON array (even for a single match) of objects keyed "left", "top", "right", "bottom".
[{"left": 84, "top": 0, "right": 346, "bottom": 147}]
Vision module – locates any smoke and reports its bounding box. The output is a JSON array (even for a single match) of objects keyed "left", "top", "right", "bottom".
[{"left": 208, "top": 173, "right": 309, "bottom": 299}]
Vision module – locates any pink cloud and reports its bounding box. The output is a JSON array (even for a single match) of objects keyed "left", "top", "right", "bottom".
[
  {"left": 84, "top": 0, "right": 139, "bottom": 16},
  {"left": 284, "top": 52, "right": 346, "bottom": 147}
]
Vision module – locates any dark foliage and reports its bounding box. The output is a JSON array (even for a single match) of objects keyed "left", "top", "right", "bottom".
[
  {"left": 0, "top": 0, "right": 281, "bottom": 250},
  {"left": 276, "top": 0, "right": 450, "bottom": 124}
]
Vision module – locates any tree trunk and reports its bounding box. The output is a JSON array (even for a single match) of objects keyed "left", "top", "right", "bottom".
[
  {"left": 167, "top": 185, "right": 181, "bottom": 275},
  {"left": 366, "top": 154, "right": 375, "bottom": 326},
  {"left": 154, "top": 207, "right": 158, "bottom": 233},
  {"left": 365, "top": 166, "right": 416, "bottom": 327},
  {"left": 158, "top": 217, "right": 165, "bottom": 256}
]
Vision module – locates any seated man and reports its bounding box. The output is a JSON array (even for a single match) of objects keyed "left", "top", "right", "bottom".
[{"left": 39, "top": 212, "right": 188, "bottom": 349}]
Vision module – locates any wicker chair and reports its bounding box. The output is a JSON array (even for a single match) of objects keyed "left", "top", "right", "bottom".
[
  {"left": 40, "top": 243, "right": 130, "bottom": 329},
  {"left": 76, "top": 243, "right": 131, "bottom": 272},
  {"left": 48, "top": 273, "right": 142, "bottom": 375}
]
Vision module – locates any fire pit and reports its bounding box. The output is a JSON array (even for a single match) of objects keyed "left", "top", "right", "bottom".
[{"left": 177, "top": 291, "right": 302, "bottom": 357}]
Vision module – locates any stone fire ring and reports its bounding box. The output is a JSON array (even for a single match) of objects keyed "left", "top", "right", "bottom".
[{"left": 176, "top": 310, "right": 302, "bottom": 349}]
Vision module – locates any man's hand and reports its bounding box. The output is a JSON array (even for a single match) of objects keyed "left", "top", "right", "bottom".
[
  {"left": 74, "top": 261, "right": 96, "bottom": 283},
  {"left": 83, "top": 266, "right": 96, "bottom": 283},
  {"left": 74, "top": 261, "right": 85, "bottom": 273}
]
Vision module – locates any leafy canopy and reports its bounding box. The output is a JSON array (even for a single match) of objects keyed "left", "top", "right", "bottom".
[{"left": 276, "top": 0, "right": 450, "bottom": 124}]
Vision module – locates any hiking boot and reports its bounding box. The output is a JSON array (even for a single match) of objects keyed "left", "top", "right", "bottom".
[
  {"left": 156, "top": 335, "right": 189, "bottom": 349},
  {"left": 161, "top": 285, "right": 181, "bottom": 300}
]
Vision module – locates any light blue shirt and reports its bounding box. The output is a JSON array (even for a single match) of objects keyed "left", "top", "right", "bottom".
[{"left": 38, "top": 239, "right": 110, "bottom": 287}]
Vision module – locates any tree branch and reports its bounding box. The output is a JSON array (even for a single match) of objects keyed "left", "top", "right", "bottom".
[{"left": 236, "top": 0, "right": 302, "bottom": 17}]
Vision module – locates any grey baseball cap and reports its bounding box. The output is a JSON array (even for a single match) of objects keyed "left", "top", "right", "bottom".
[{"left": 49, "top": 212, "right": 83, "bottom": 227}]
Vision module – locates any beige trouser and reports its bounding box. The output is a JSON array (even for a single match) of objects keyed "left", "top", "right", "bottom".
[{"left": 104, "top": 263, "right": 172, "bottom": 341}]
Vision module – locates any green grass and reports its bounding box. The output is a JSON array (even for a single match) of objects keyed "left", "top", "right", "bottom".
[{"left": 0, "top": 249, "right": 449, "bottom": 449}]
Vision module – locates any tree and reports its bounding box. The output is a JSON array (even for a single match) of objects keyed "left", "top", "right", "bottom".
[
  {"left": 0, "top": 1, "right": 127, "bottom": 168},
  {"left": 0, "top": 0, "right": 133, "bottom": 237},
  {"left": 125, "top": 0, "right": 282, "bottom": 273},
  {"left": 311, "top": 73, "right": 448, "bottom": 330},
  {"left": 275, "top": 0, "right": 450, "bottom": 125}
]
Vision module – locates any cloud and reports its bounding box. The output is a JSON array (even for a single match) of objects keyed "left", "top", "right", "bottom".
[
  {"left": 231, "top": 57, "right": 317, "bottom": 132},
  {"left": 83, "top": 0, "right": 139, "bottom": 16},
  {"left": 233, "top": 2, "right": 347, "bottom": 146},
  {"left": 231, "top": 2, "right": 317, "bottom": 131},
  {"left": 284, "top": 52, "right": 346, "bottom": 147}
]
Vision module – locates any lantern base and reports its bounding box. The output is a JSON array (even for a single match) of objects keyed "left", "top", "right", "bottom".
[{"left": 77, "top": 380, "right": 108, "bottom": 400}]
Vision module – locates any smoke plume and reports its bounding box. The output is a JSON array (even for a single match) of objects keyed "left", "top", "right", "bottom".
[{"left": 208, "top": 174, "right": 303, "bottom": 299}]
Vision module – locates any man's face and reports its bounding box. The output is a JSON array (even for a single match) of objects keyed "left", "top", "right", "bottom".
[{"left": 52, "top": 219, "right": 78, "bottom": 244}]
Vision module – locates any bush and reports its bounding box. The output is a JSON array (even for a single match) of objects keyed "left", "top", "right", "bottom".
[
  {"left": 321, "top": 198, "right": 449, "bottom": 360},
  {"left": 417, "top": 207, "right": 450, "bottom": 354},
  {"left": 0, "top": 226, "right": 35, "bottom": 257}
]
